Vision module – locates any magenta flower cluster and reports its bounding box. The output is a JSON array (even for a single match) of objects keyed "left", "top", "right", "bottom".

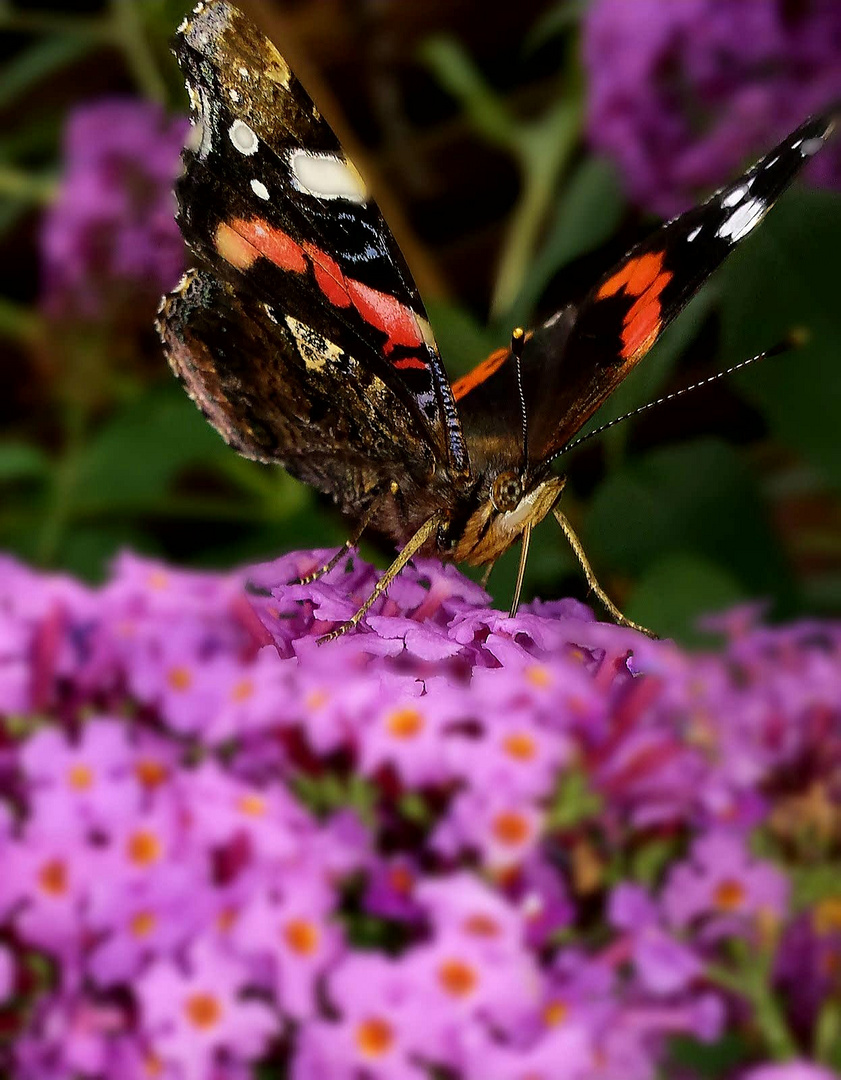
[
  {"left": 40, "top": 100, "right": 188, "bottom": 320},
  {"left": 1, "top": 549, "right": 840, "bottom": 1079},
  {"left": 583, "top": 0, "right": 841, "bottom": 216}
]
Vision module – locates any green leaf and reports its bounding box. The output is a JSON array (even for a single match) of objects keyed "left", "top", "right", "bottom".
[
  {"left": 420, "top": 36, "right": 515, "bottom": 150},
  {"left": 720, "top": 187, "right": 841, "bottom": 491},
  {"left": 525, "top": 1, "right": 586, "bottom": 51},
  {"left": 75, "top": 386, "right": 229, "bottom": 511},
  {"left": 625, "top": 552, "right": 746, "bottom": 644},
  {"left": 425, "top": 298, "right": 502, "bottom": 379},
  {"left": 586, "top": 438, "right": 795, "bottom": 610},
  {"left": 0, "top": 35, "right": 96, "bottom": 111},
  {"left": 667, "top": 1032, "right": 749, "bottom": 1078},
  {"left": 512, "top": 155, "right": 625, "bottom": 324},
  {"left": 0, "top": 441, "right": 49, "bottom": 481}
]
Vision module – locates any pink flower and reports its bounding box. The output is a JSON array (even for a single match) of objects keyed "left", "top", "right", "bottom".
[
  {"left": 662, "top": 831, "right": 790, "bottom": 935},
  {"left": 232, "top": 876, "right": 344, "bottom": 1020},
  {"left": 137, "top": 939, "right": 277, "bottom": 1080}
]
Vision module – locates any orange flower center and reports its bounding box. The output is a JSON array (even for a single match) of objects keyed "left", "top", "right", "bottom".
[
  {"left": 143, "top": 1051, "right": 165, "bottom": 1077},
  {"left": 305, "top": 689, "right": 329, "bottom": 710},
  {"left": 237, "top": 793, "right": 266, "bottom": 817},
  {"left": 67, "top": 763, "right": 94, "bottom": 790},
  {"left": 385, "top": 707, "right": 424, "bottom": 739},
  {"left": 525, "top": 665, "right": 551, "bottom": 688},
  {"left": 502, "top": 732, "right": 537, "bottom": 760},
  {"left": 713, "top": 878, "right": 746, "bottom": 911},
  {"left": 354, "top": 1016, "right": 394, "bottom": 1059},
  {"left": 38, "top": 858, "right": 68, "bottom": 896},
  {"left": 438, "top": 958, "right": 478, "bottom": 998},
  {"left": 283, "top": 918, "right": 320, "bottom": 955},
  {"left": 491, "top": 811, "right": 532, "bottom": 846},
  {"left": 130, "top": 910, "right": 157, "bottom": 938},
  {"left": 167, "top": 666, "right": 193, "bottom": 692},
  {"left": 463, "top": 913, "right": 501, "bottom": 938},
  {"left": 216, "top": 906, "right": 238, "bottom": 933},
  {"left": 127, "top": 829, "right": 162, "bottom": 867},
  {"left": 184, "top": 992, "right": 222, "bottom": 1030},
  {"left": 134, "top": 758, "right": 168, "bottom": 789},
  {"left": 543, "top": 999, "right": 568, "bottom": 1027},
  {"left": 231, "top": 678, "right": 254, "bottom": 703},
  {"left": 389, "top": 865, "right": 414, "bottom": 895}
]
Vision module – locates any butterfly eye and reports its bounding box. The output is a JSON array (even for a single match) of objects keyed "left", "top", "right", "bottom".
[{"left": 491, "top": 472, "right": 522, "bottom": 513}]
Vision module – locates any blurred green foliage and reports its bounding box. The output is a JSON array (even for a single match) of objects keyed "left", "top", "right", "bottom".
[{"left": 1, "top": 0, "right": 841, "bottom": 644}]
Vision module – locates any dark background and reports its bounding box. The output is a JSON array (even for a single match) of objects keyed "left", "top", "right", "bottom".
[{"left": 2, "top": 0, "right": 841, "bottom": 643}]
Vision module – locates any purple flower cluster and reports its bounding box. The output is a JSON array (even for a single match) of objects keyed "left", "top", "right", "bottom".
[
  {"left": 40, "top": 99, "right": 187, "bottom": 320},
  {"left": 583, "top": 0, "right": 841, "bottom": 216},
  {"left": 1, "top": 549, "right": 840, "bottom": 1078}
]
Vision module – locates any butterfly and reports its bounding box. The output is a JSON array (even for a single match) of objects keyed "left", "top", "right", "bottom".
[{"left": 158, "top": 0, "right": 838, "bottom": 642}]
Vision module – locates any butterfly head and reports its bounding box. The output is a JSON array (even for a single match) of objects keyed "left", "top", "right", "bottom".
[{"left": 447, "top": 468, "right": 565, "bottom": 565}]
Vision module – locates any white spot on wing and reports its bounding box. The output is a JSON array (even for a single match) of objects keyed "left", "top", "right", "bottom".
[
  {"left": 229, "top": 89, "right": 240, "bottom": 103},
  {"left": 722, "top": 184, "right": 748, "bottom": 208},
  {"left": 686, "top": 225, "right": 702, "bottom": 242},
  {"left": 238, "top": 67, "right": 250, "bottom": 79},
  {"left": 800, "top": 136, "right": 824, "bottom": 156},
  {"left": 717, "top": 196, "right": 766, "bottom": 242},
  {"left": 289, "top": 150, "right": 368, "bottom": 203},
  {"left": 250, "top": 178, "right": 270, "bottom": 200},
  {"left": 229, "top": 120, "right": 259, "bottom": 155}
]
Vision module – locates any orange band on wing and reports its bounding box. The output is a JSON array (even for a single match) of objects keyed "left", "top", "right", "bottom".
[
  {"left": 598, "top": 249, "right": 668, "bottom": 300},
  {"left": 451, "top": 345, "right": 509, "bottom": 401},
  {"left": 216, "top": 216, "right": 428, "bottom": 364},
  {"left": 596, "top": 248, "right": 674, "bottom": 362}
]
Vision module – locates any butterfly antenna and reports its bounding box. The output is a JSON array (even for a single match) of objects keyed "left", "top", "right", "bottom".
[
  {"left": 511, "top": 327, "right": 529, "bottom": 471},
  {"left": 554, "top": 332, "right": 805, "bottom": 460}
]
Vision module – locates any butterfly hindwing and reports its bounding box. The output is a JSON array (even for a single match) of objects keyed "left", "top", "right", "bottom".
[
  {"left": 170, "top": 0, "right": 468, "bottom": 473},
  {"left": 159, "top": 270, "right": 437, "bottom": 513}
]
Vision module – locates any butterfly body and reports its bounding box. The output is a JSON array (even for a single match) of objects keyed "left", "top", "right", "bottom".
[{"left": 160, "top": 0, "right": 838, "bottom": 636}]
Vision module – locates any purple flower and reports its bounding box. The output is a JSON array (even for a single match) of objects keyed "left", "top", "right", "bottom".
[
  {"left": 662, "top": 830, "right": 790, "bottom": 937},
  {"left": 0, "top": 944, "right": 13, "bottom": 1002},
  {"left": 40, "top": 99, "right": 187, "bottom": 320},
  {"left": 2, "top": 546, "right": 841, "bottom": 1076},
  {"left": 583, "top": 0, "right": 841, "bottom": 215},
  {"left": 136, "top": 939, "right": 276, "bottom": 1080}
]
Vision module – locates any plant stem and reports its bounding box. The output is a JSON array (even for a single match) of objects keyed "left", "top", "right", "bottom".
[
  {"left": 490, "top": 99, "right": 580, "bottom": 320},
  {"left": 706, "top": 954, "right": 799, "bottom": 1061},
  {"left": 108, "top": 0, "right": 167, "bottom": 104},
  {"left": 0, "top": 167, "right": 57, "bottom": 204}
]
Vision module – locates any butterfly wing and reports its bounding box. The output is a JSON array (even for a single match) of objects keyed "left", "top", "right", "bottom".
[
  {"left": 168, "top": 0, "right": 468, "bottom": 473},
  {"left": 159, "top": 270, "right": 437, "bottom": 514},
  {"left": 454, "top": 107, "right": 838, "bottom": 466}
]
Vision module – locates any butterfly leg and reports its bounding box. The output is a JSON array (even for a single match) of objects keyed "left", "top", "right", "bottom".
[
  {"left": 317, "top": 512, "right": 444, "bottom": 645},
  {"left": 293, "top": 482, "right": 400, "bottom": 586},
  {"left": 552, "top": 508, "right": 657, "bottom": 638}
]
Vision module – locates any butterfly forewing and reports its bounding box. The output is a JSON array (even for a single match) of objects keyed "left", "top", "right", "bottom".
[
  {"left": 453, "top": 107, "right": 838, "bottom": 467},
  {"left": 169, "top": 0, "right": 468, "bottom": 473},
  {"left": 527, "top": 108, "right": 839, "bottom": 462}
]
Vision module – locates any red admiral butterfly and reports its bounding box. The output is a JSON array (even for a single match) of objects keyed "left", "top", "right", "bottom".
[{"left": 159, "top": 1, "right": 838, "bottom": 642}]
